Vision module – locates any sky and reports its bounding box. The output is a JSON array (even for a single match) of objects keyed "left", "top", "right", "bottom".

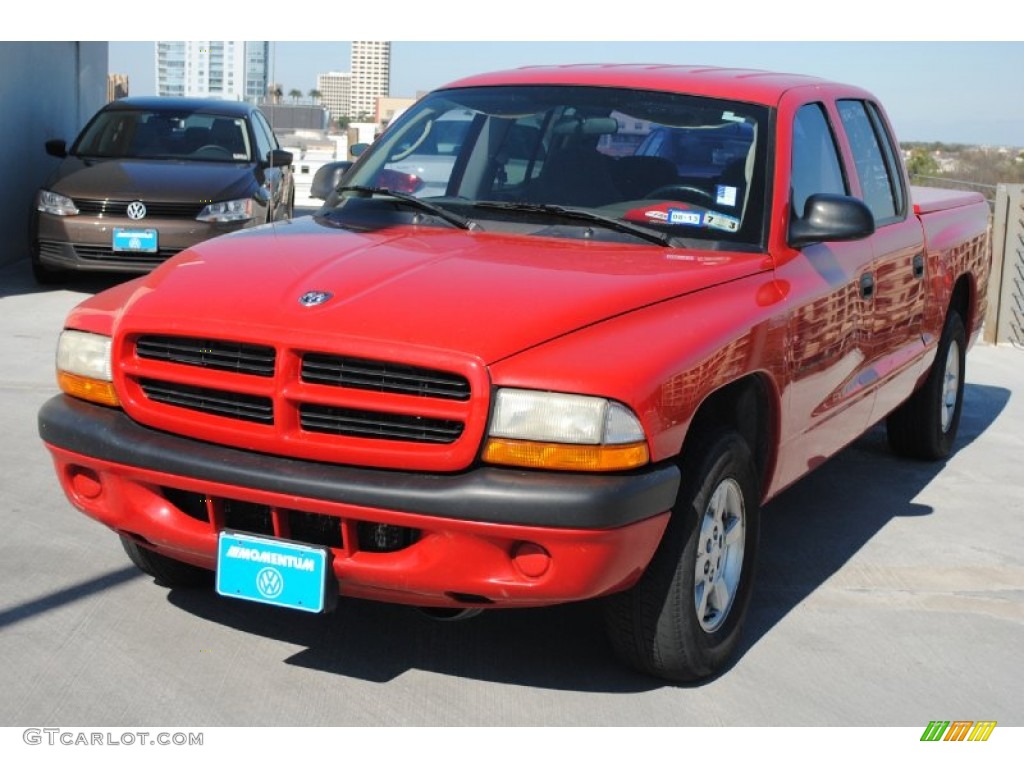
[{"left": 26, "top": 1, "right": 1024, "bottom": 146}]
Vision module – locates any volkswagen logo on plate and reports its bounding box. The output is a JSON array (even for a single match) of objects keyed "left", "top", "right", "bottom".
[
  {"left": 126, "top": 201, "right": 147, "bottom": 221},
  {"left": 256, "top": 567, "right": 284, "bottom": 599},
  {"left": 298, "top": 290, "right": 333, "bottom": 307}
]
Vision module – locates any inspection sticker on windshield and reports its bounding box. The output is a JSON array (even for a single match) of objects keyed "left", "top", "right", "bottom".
[
  {"left": 112, "top": 228, "right": 157, "bottom": 253},
  {"left": 704, "top": 212, "right": 740, "bottom": 232},
  {"left": 216, "top": 531, "right": 334, "bottom": 613},
  {"left": 716, "top": 185, "right": 738, "bottom": 207}
]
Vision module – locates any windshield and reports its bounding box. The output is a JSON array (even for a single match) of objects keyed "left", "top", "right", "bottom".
[
  {"left": 72, "top": 109, "right": 253, "bottom": 162},
  {"left": 340, "top": 85, "right": 770, "bottom": 249}
]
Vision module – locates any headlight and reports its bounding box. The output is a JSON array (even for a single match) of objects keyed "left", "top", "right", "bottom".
[
  {"left": 482, "top": 388, "right": 649, "bottom": 472},
  {"left": 196, "top": 198, "right": 253, "bottom": 223},
  {"left": 56, "top": 330, "right": 119, "bottom": 407},
  {"left": 36, "top": 189, "right": 79, "bottom": 216}
]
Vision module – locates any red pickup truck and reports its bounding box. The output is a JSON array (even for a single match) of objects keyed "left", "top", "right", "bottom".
[{"left": 38, "top": 65, "right": 991, "bottom": 682}]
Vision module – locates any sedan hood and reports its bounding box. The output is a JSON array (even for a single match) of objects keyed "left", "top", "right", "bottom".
[
  {"left": 105, "top": 216, "right": 769, "bottom": 365},
  {"left": 47, "top": 156, "right": 257, "bottom": 202}
]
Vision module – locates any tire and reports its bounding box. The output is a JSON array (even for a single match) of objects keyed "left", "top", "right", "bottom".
[
  {"left": 604, "top": 429, "right": 760, "bottom": 682},
  {"left": 121, "top": 536, "right": 212, "bottom": 588},
  {"left": 886, "top": 310, "right": 966, "bottom": 460}
]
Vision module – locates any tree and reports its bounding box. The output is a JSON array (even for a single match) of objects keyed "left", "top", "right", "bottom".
[
  {"left": 906, "top": 148, "right": 940, "bottom": 177},
  {"left": 308, "top": 89, "right": 322, "bottom": 103},
  {"left": 336, "top": 115, "right": 351, "bottom": 131},
  {"left": 289, "top": 88, "right": 303, "bottom": 104}
]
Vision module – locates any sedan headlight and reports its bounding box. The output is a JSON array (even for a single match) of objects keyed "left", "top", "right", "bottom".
[
  {"left": 196, "top": 198, "right": 253, "bottom": 223},
  {"left": 36, "top": 189, "right": 79, "bottom": 216},
  {"left": 482, "top": 388, "right": 649, "bottom": 472},
  {"left": 56, "top": 330, "right": 119, "bottom": 407}
]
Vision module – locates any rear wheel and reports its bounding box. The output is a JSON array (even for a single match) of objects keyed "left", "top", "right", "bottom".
[
  {"left": 604, "top": 429, "right": 760, "bottom": 682},
  {"left": 886, "top": 310, "right": 966, "bottom": 460},
  {"left": 121, "top": 536, "right": 211, "bottom": 588}
]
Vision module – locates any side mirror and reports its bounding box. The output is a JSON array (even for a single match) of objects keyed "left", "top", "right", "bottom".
[
  {"left": 788, "top": 193, "right": 875, "bottom": 248},
  {"left": 45, "top": 139, "right": 67, "bottom": 158},
  {"left": 267, "top": 148, "right": 293, "bottom": 167},
  {"left": 350, "top": 142, "right": 369, "bottom": 158},
  {"left": 310, "top": 161, "right": 353, "bottom": 200}
]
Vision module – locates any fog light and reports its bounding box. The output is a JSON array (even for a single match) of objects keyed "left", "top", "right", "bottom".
[
  {"left": 69, "top": 466, "right": 102, "bottom": 500},
  {"left": 511, "top": 542, "right": 551, "bottom": 578}
]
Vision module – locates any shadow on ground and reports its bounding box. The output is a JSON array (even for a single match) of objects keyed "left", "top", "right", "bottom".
[{"left": 160, "top": 381, "right": 1009, "bottom": 691}]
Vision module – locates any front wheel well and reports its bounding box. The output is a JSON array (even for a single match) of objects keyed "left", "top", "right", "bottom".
[{"left": 680, "top": 375, "right": 776, "bottom": 500}]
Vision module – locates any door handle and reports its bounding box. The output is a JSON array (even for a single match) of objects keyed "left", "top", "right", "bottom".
[
  {"left": 859, "top": 272, "right": 875, "bottom": 300},
  {"left": 913, "top": 253, "right": 925, "bottom": 279}
]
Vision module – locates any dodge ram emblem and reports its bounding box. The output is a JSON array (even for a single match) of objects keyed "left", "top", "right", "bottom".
[
  {"left": 298, "top": 290, "right": 333, "bottom": 307},
  {"left": 126, "top": 201, "right": 147, "bottom": 220}
]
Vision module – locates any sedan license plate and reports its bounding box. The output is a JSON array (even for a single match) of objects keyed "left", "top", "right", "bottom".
[
  {"left": 216, "top": 531, "right": 333, "bottom": 613},
  {"left": 112, "top": 228, "right": 158, "bottom": 253}
]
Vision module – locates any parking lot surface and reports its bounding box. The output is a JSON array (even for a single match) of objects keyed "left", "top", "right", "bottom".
[{"left": 1, "top": 252, "right": 1021, "bottom": 727}]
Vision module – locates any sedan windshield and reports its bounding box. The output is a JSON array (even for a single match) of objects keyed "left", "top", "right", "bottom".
[
  {"left": 340, "top": 85, "right": 770, "bottom": 249},
  {"left": 72, "top": 109, "right": 253, "bottom": 162}
]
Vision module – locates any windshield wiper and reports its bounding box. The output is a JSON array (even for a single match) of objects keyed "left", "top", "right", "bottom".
[
  {"left": 472, "top": 201, "right": 674, "bottom": 247},
  {"left": 336, "top": 185, "right": 477, "bottom": 231}
]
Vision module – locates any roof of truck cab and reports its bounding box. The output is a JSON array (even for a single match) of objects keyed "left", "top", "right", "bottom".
[{"left": 439, "top": 64, "right": 859, "bottom": 106}]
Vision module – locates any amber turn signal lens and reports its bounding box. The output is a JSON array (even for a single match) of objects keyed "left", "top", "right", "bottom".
[
  {"left": 57, "top": 371, "right": 121, "bottom": 407},
  {"left": 482, "top": 438, "right": 649, "bottom": 472}
]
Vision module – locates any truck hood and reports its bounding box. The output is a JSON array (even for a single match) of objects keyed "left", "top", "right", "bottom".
[
  {"left": 47, "top": 157, "right": 257, "bottom": 201},
  {"left": 106, "top": 215, "right": 769, "bottom": 365}
]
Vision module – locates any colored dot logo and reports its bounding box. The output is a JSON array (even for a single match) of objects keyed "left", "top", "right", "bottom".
[{"left": 255, "top": 567, "right": 284, "bottom": 599}]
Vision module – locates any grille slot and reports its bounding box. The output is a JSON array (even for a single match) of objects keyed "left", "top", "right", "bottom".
[
  {"left": 137, "top": 335, "right": 276, "bottom": 377},
  {"left": 300, "top": 404, "right": 463, "bottom": 444},
  {"left": 73, "top": 199, "right": 205, "bottom": 218},
  {"left": 140, "top": 379, "right": 273, "bottom": 424},
  {"left": 302, "top": 353, "right": 470, "bottom": 401}
]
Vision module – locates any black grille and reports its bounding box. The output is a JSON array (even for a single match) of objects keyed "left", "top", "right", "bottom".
[
  {"left": 300, "top": 404, "right": 463, "bottom": 444},
  {"left": 140, "top": 379, "right": 273, "bottom": 424},
  {"left": 302, "top": 353, "right": 470, "bottom": 401},
  {"left": 37, "top": 240, "right": 179, "bottom": 265},
  {"left": 73, "top": 199, "right": 205, "bottom": 218},
  {"left": 288, "top": 510, "right": 343, "bottom": 548},
  {"left": 223, "top": 499, "right": 273, "bottom": 535},
  {"left": 137, "top": 336, "right": 276, "bottom": 377}
]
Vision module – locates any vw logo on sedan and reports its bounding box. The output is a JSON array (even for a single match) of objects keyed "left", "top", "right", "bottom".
[
  {"left": 298, "top": 291, "right": 333, "bottom": 307},
  {"left": 126, "top": 201, "right": 147, "bottom": 220}
]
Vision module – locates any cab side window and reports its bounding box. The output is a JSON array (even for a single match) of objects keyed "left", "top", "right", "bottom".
[
  {"left": 791, "top": 103, "right": 847, "bottom": 218},
  {"left": 837, "top": 99, "right": 904, "bottom": 224}
]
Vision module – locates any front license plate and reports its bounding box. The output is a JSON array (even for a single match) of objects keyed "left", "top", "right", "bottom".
[
  {"left": 112, "top": 228, "right": 158, "bottom": 253},
  {"left": 216, "top": 531, "right": 333, "bottom": 613}
]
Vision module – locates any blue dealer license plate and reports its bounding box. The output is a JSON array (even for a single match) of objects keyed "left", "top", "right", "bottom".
[
  {"left": 216, "top": 532, "right": 332, "bottom": 613},
  {"left": 112, "top": 228, "right": 158, "bottom": 253}
]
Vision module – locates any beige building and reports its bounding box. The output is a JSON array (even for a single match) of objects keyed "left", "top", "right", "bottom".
[
  {"left": 317, "top": 71, "right": 352, "bottom": 124},
  {"left": 376, "top": 96, "right": 417, "bottom": 127},
  {"left": 107, "top": 74, "right": 129, "bottom": 102},
  {"left": 349, "top": 41, "right": 390, "bottom": 120}
]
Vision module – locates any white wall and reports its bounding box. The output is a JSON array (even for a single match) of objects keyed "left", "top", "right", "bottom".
[{"left": 0, "top": 42, "right": 107, "bottom": 269}]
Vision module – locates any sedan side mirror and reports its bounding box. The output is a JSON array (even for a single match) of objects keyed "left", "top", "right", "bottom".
[
  {"left": 788, "top": 193, "right": 875, "bottom": 248},
  {"left": 311, "top": 161, "right": 353, "bottom": 200},
  {"left": 267, "top": 148, "right": 293, "bottom": 168},
  {"left": 45, "top": 139, "right": 67, "bottom": 158}
]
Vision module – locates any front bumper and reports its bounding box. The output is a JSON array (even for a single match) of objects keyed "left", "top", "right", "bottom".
[
  {"left": 34, "top": 213, "right": 248, "bottom": 273},
  {"left": 39, "top": 396, "right": 679, "bottom": 608}
]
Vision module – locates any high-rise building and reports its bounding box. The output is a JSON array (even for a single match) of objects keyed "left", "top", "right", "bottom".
[
  {"left": 107, "top": 74, "right": 129, "bottom": 102},
  {"left": 348, "top": 41, "right": 390, "bottom": 119},
  {"left": 317, "top": 71, "right": 352, "bottom": 123},
  {"left": 155, "top": 41, "right": 269, "bottom": 102}
]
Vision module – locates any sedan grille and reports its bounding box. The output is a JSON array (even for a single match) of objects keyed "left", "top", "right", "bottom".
[{"left": 73, "top": 199, "right": 206, "bottom": 218}]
